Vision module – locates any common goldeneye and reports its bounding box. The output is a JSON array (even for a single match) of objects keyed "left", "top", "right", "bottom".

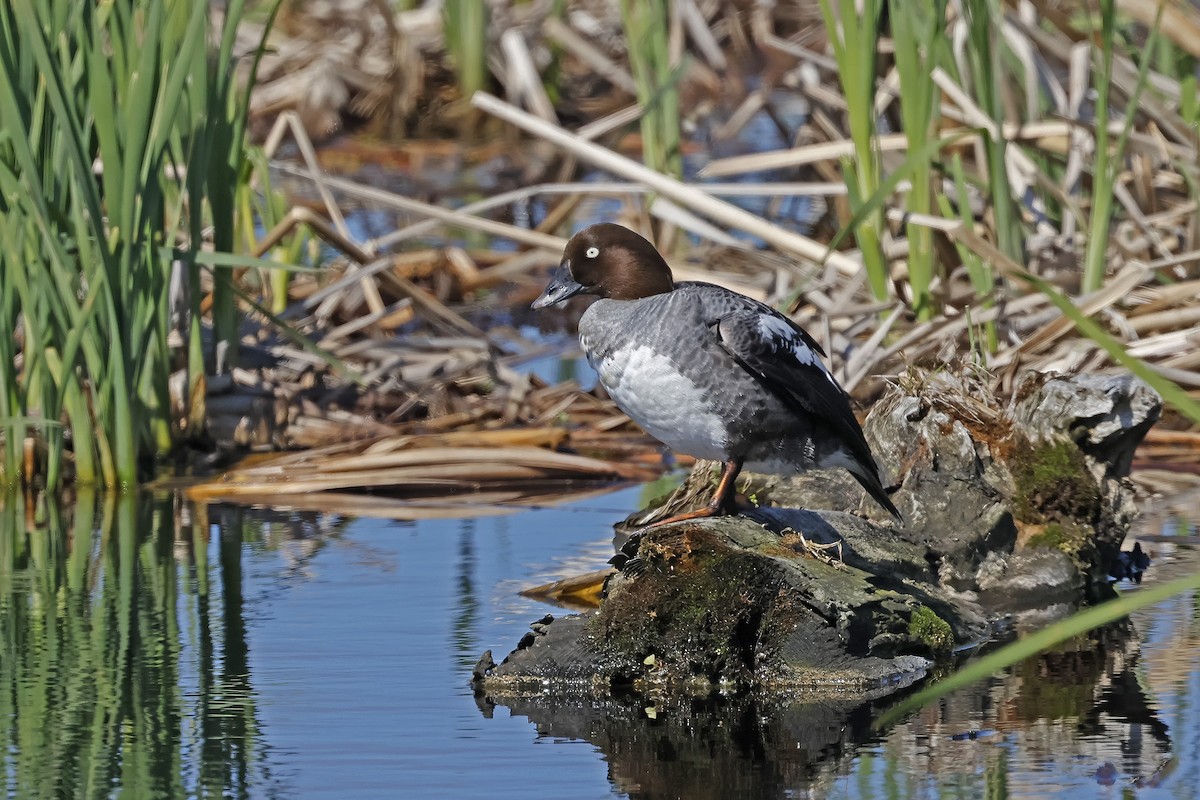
[{"left": 533, "top": 223, "right": 901, "bottom": 525}]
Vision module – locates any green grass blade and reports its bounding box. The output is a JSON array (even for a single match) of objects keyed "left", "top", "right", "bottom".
[
  {"left": 819, "top": 0, "right": 888, "bottom": 300},
  {"left": 825, "top": 130, "right": 978, "bottom": 257},
  {"left": 889, "top": 0, "right": 947, "bottom": 319},
  {"left": 1084, "top": 3, "right": 1164, "bottom": 292},
  {"left": 953, "top": 226, "right": 1200, "bottom": 423}
]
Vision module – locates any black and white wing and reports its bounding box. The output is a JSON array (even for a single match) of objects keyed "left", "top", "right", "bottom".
[{"left": 714, "top": 307, "right": 901, "bottom": 520}]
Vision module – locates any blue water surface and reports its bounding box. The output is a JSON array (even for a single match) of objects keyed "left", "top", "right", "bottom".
[
  {"left": 3, "top": 489, "right": 1198, "bottom": 799},
  {"left": 233, "top": 501, "right": 1200, "bottom": 800},
  {"left": 239, "top": 489, "right": 643, "bottom": 799}
]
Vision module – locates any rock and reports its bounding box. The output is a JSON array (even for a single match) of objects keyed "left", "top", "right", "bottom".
[
  {"left": 477, "top": 370, "right": 1162, "bottom": 701},
  {"left": 974, "top": 549, "right": 1084, "bottom": 609},
  {"left": 471, "top": 650, "right": 496, "bottom": 682},
  {"left": 769, "top": 370, "right": 1157, "bottom": 597},
  {"left": 1011, "top": 373, "right": 1161, "bottom": 478},
  {"left": 1005, "top": 374, "right": 1155, "bottom": 593},
  {"left": 481, "top": 516, "right": 959, "bottom": 696}
]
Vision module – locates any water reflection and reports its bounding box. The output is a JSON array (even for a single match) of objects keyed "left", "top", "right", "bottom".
[
  {"left": 0, "top": 491, "right": 279, "bottom": 799},
  {"left": 482, "top": 606, "right": 1193, "bottom": 799},
  {"left": 855, "top": 625, "right": 1175, "bottom": 799},
  {"left": 4, "top": 488, "right": 1197, "bottom": 799},
  {"left": 479, "top": 690, "right": 891, "bottom": 799},
  {"left": 452, "top": 525, "right": 480, "bottom": 669}
]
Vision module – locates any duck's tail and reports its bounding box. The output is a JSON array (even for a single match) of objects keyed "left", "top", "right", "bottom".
[{"left": 848, "top": 461, "right": 904, "bottom": 524}]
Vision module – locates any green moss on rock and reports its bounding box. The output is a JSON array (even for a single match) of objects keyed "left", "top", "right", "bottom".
[
  {"left": 1010, "top": 437, "right": 1101, "bottom": 524},
  {"left": 1022, "top": 520, "right": 1100, "bottom": 577},
  {"left": 590, "top": 526, "right": 779, "bottom": 685},
  {"left": 1025, "top": 522, "right": 1091, "bottom": 556},
  {"left": 907, "top": 605, "right": 954, "bottom": 655}
]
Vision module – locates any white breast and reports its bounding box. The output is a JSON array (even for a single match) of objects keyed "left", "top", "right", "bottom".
[{"left": 593, "top": 344, "right": 728, "bottom": 461}]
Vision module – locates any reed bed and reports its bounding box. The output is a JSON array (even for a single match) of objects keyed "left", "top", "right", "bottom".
[
  {"left": 199, "top": 0, "right": 1200, "bottom": 507},
  {"left": 0, "top": 0, "right": 281, "bottom": 489},
  {"left": 7, "top": 0, "right": 1200, "bottom": 501},
  {"left": 186, "top": 428, "right": 659, "bottom": 518},
  {"left": 246, "top": 1, "right": 1200, "bottom": 408}
]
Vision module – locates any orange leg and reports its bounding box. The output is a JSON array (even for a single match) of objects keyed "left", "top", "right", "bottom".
[{"left": 645, "top": 458, "right": 743, "bottom": 528}]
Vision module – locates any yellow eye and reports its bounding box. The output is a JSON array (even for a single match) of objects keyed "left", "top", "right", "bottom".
[{"left": 585, "top": 246, "right": 600, "bottom": 258}]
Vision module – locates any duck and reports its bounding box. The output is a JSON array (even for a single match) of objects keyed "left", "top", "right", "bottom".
[{"left": 533, "top": 223, "right": 901, "bottom": 526}]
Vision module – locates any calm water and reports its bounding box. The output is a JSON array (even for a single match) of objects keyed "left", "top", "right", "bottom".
[{"left": 2, "top": 489, "right": 1198, "bottom": 799}]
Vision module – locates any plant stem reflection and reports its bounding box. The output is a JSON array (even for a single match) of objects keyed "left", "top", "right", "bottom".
[{"left": 0, "top": 491, "right": 276, "bottom": 799}]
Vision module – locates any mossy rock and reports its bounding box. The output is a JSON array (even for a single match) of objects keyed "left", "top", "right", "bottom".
[
  {"left": 481, "top": 516, "right": 982, "bottom": 697},
  {"left": 1024, "top": 521, "right": 1089, "bottom": 554},
  {"left": 1020, "top": 520, "right": 1102, "bottom": 580},
  {"left": 478, "top": 373, "right": 1160, "bottom": 702},
  {"left": 587, "top": 527, "right": 778, "bottom": 686},
  {"left": 907, "top": 605, "right": 954, "bottom": 655},
  {"left": 1010, "top": 437, "right": 1101, "bottom": 524}
]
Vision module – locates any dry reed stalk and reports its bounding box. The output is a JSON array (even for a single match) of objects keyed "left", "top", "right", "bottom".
[
  {"left": 279, "top": 165, "right": 564, "bottom": 251},
  {"left": 841, "top": 303, "right": 906, "bottom": 391},
  {"left": 189, "top": 441, "right": 657, "bottom": 498},
  {"left": 188, "top": 485, "right": 626, "bottom": 522},
  {"left": 1061, "top": 42, "right": 1091, "bottom": 243},
  {"left": 500, "top": 29, "right": 558, "bottom": 123},
  {"left": 471, "top": 91, "right": 864, "bottom": 275},
  {"left": 1015, "top": 264, "right": 1151, "bottom": 356},
  {"left": 1142, "top": 429, "right": 1200, "bottom": 447},
  {"left": 703, "top": 115, "right": 1176, "bottom": 178},
  {"left": 650, "top": 198, "right": 746, "bottom": 247},
  {"left": 542, "top": 16, "right": 637, "bottom": 94},
  {"left": 521, "top": 569, "right": 614, "bottom": 609},
  {"left": 701, "top": 132, "right": 910, "bottom": 177}
]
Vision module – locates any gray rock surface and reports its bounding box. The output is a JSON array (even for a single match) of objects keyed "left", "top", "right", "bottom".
[{"left": 1011, "top": 373, "right": 1161, "bottom": 477}]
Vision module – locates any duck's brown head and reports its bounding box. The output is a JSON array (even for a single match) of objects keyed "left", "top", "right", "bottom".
[{"left": 531, "top": 223, "right": 675, "bottom": 308}]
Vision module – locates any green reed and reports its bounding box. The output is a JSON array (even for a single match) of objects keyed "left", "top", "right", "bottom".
[
  {"left": 819, "top": 0, "right": 1004, "bottom": 322},
  {"left": 888, "top": 0, "right": 947, "bottom": 320},
  {"left": 0, "top": 0, "right": 275, "bottom": 489},
  {"left": 621, "top": 0, "right": 682, "bottom": 179},
  {"left": 444, "top": 0, "right": 490, "bottom": 102},
  {"left": 818, "top": 0, "right": 889, "bottom": 302},
  {"left": 1082, "top": 0, "right": 1118, "bottom": 295},
  {"left": 959, "top": 0, "right": 1023, "bottom": 265},
  {"left": 1083, "top": 1, "right": 1164, "bottom": 292},
  {"left": 242, "top": 148, "right": 317, "bottom": 315}
]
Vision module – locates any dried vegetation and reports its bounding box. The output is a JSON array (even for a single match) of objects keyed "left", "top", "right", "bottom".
[{"left": 194, "top": 0, "right": 1200, "bottom": 511}]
